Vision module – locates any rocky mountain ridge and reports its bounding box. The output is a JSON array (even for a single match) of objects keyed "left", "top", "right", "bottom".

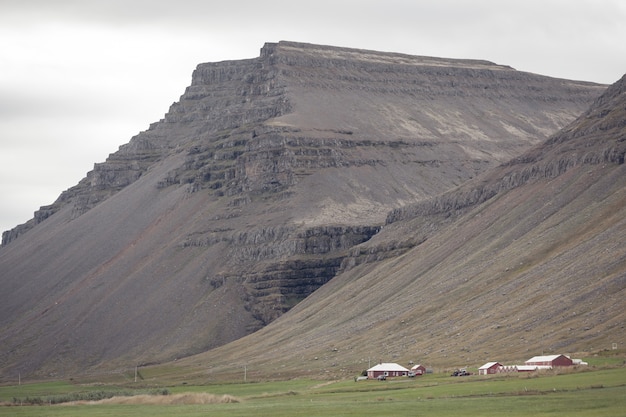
[{"left": 0, "top": 41, "right": 606, "bottom": 379}]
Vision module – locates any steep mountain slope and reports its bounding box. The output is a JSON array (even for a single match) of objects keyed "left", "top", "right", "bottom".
[
  {"left": 0, "top": 41, "right": 604, "bottom": 379},
  {"left": 170, "top": 74, "right": 626, "bottom": 381}
]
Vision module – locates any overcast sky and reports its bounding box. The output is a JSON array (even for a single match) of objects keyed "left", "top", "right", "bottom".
[{"left": 1, "top": 0, "right": 625, "bottom": 235}]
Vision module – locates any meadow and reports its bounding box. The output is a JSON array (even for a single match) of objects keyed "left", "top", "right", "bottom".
[{"left": 1, "top": 365, "right": 625, "bottom": 417}]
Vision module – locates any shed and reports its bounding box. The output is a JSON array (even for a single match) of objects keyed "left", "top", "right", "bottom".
[
  {"left": 525, "top": 354, "right": 573, "bottom": 368},
  {"left": 478, "top": 362, "right": 502, "bottom": 375},
  {"left": 367, "top": 363, "right": 410, "bottom": 379},
  {"left": 410, "top": 364, "right": 426, "bottom": 375}
]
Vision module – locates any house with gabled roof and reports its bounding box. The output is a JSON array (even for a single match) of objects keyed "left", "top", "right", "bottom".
[
  {"left": 366, "top": 363, "right": 410, "bottom": 379},
  {"left": 478, "top": 362, "right": 502, "bottom": 375},
  {"left": 525, "top": 354, "right": 573, "bottom": 368},
  {"left": 410, "top": 364, "right": 426, "bottom": 375}
]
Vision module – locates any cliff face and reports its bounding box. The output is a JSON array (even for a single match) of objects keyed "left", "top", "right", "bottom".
[{"left": 0, "top": 42, "right": 605, "bottom": 378}]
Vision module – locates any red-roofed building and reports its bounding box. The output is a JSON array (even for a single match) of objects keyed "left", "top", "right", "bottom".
[
  {"left": 478, "top": 362, "right": 502, "bottom": 375},
  {"left": 525, "top": 354, "right": 573, "bottom": 367},
  {"left": 410, "top": 364, "right": 426, "bottom": 375}
]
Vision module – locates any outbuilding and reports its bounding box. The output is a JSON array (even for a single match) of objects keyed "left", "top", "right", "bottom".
[
  {"left": 525, "top": 354, "right": 573, "bottom": 368},
  {"left": 478, "top": 362, "right": 502, "bottom": 375},
  {"left": 410, "top": 364, "right": 426, "bottom": 375},
  {"left": 367, "top": 363, "right": 410, "bottom": 379}
]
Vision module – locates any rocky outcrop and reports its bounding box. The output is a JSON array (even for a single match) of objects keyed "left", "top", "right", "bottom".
[{"left": 184, "top": 224, "right": 379, "bottom": 325}]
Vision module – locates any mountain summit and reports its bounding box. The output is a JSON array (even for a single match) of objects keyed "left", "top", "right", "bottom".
[{"left": 0, "top": 41, "right": 605, "bottom": 379}]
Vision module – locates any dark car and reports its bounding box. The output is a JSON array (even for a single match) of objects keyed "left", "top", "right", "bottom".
[{"left": 451, "top": 369, "right": 471, "bottom": 376}]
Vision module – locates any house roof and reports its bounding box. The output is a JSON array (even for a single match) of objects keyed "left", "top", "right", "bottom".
[
  {"left": 367, "top": 363, "right": 410, "bottom": 372},
  {"left": 479, "top": 362, "right": 501, "bottom": 370},
  {"left": 525, "top": 354, "right": 566, "bottom": 363}
]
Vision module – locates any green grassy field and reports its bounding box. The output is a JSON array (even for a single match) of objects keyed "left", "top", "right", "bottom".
[{"left": 1, "top": 367, "right": 624, "bottom": 416}]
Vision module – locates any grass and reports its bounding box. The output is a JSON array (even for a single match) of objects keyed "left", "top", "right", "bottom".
[
  {"left": 1, "top": 367, "right": 624, "bottom": 416},
  {"left": 584, "top": 348, "right": 626, "bottom": 367},
  {"left": 0, "top": 381, "right": 170, "bottom": 406}
]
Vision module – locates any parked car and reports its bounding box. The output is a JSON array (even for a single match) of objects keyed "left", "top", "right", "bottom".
[
  {"left": 377, "top": 374, "right": 387, "bottom": 380},
  {"left": 451, "top": 368, "right": 472, "bottom": 376},
  {"left": 408, "top": 371, "right": 416, "bottom": 377}
]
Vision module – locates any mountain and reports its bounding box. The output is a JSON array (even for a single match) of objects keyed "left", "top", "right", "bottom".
[
  {"left": 170, "top": 73, "right": 626, "bottom": 381},
  {"left": 0, "top": 41, "right": 605, "bottom": 379}
]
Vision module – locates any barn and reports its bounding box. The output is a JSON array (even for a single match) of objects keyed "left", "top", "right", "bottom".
[
  {"left": 367, "top": 363, "right": 410, "bottom": 379},
  {"left": 478, "top": 362, "right": 502, "bottom": 375},
  {"left": 410, "top": 364, "right": 426, "bottom": 375},
  {"left": 525, "top": 354, "right": 573, "bottom": 368}
]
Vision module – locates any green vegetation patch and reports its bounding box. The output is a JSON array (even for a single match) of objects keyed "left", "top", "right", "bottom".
[{"left": 1, "top": 367, "right": 624, "bottom": 417}]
